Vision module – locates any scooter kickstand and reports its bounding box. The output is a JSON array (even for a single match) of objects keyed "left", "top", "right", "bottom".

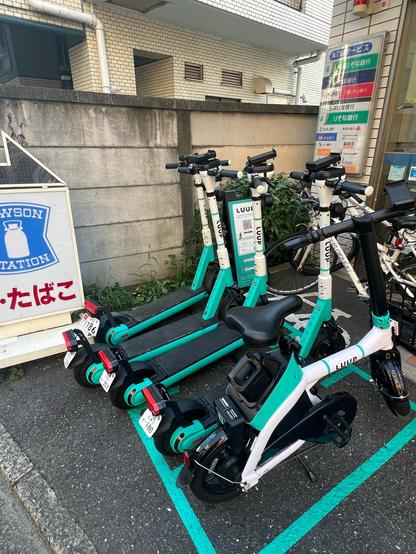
[{"left": 296, "top": 455, "right": 317, "bottom": 483}]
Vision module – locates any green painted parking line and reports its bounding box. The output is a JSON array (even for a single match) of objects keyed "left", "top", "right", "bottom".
[
  {"left": 128, "top": 410, "right": 216, "bottom": 554},
  {"left": 260, "top": 414, "right": 416, "bottom": 554},
  {"left": 128, "top": 364, "right": 415, "bottom": 554}
]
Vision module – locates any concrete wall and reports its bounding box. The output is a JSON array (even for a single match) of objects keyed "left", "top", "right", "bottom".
[{"left": 0, "top": 85, "right": 318, "bottom": 287}]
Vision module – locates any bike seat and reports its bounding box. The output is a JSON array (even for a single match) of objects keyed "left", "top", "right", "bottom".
[
  {"left": 225, "top": 296, "right": 303, "bottom": 347},
  {"left": 390, "top": 215, "right": 416, "bottom": 229}
]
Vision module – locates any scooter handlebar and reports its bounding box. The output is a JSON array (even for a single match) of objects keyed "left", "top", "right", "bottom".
[
  {"left": 218, "top": 169, "right": 244, "bottom": 179},
  {"left": 246, "top": 163, "right": 274, "bottom": 174},
  {"left": 247, "top": 149, "right": 277, "bottom": 165},
  {"left": 165, "top": 162, "right": 179, "bottom": 169},
  {"left": 289, "top": 171, "right": 306, "bottom": 181},
  {"left": 326, "top": 179, "right": 374, "bottom": 197}
]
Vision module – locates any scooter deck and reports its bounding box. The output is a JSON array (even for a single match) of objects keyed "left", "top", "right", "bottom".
[
  {"left": 149, "top": 324, "right": 241, "bottom": 376},
  {"left": 126, "top": 286, "right": 205, "bottom": 325},
  {"left": 121, "top": 311, "right": 217, "bottom": 359}
]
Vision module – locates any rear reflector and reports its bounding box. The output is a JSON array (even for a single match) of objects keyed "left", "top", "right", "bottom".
[
  {"left": 62, "top": 330, "right": 77, "bottom": 352},
  {"left": 98, "top": 350, "right": 118, "bottom": 373},
  {"left": 142, "top": 386, "right": 166, "bottom": 416},
  {"left": 84, "top": 299, "right": 100, "bottom": 315}
]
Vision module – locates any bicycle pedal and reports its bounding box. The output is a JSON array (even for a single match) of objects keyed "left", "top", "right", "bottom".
[{"left": 323, "top": 411, "right": 352, "bottom": 448}]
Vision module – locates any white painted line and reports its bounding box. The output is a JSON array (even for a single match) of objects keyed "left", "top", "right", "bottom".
[{"left": 0, "top": 423, "right": 97, "bottom": 554}]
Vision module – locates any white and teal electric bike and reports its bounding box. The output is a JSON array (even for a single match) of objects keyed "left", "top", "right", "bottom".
[{"left": 173, "top": 178, "right": 412, "bottom": 503}]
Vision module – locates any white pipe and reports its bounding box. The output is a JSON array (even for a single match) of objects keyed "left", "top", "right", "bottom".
[
  {"left": 29, "top": 0, "right": 111, "bottom": 94},
  {"left": 293, "top": 50, "right": 323, "bottom": 105}
]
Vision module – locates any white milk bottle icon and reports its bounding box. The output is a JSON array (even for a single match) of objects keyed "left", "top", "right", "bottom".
[{"left": 4, "top": 220, "right": 30, "bottom": 258}]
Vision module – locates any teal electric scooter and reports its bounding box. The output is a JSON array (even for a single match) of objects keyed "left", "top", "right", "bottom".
[
  {"left": 72, "top": 151, "right": 278, "bottom": 409},
  {"left": 64, "top": 151, "right": 275, "bottom": 398},
  {"left": 73, "top": 151, "right": 220, "bottom": 347}
]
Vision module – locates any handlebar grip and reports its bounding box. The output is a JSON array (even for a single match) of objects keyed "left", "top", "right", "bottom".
[
  {"left": 247, "top": 149, "right": 277, "bottom": 165},
  {"left": 342, "top": 180, "right": 374, "bottom": 197},
  {"left": 289, "top": 171, "right": 306, "bottom": 181},
  {"left": 220, "top": 160, "right": 230, "bottom": 167},
  {"left": 220, "top": 169, "right": 243, "bottom": 179},
  {"left": 283, "top": 231, "right": 321, "bottom": 251},
  {"left": 165, "top": 162, "right": 179, "bottom": 169},
  {"left": 178, "top": 166, "right": 193, "bottom": 175}
]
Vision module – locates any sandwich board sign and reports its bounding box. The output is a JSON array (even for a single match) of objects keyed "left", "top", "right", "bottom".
[
  {"left": 314, "top": 32, "right": 386, "bottom": 176},
  {"left": 0, "top": 131, "right": 84, "bottom": 368}
]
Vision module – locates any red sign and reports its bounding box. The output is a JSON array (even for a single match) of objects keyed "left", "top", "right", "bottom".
[{"left": 340, "top": 82, "right": 374, "bottom": 100}]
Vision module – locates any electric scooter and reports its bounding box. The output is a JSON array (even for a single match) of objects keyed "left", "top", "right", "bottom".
[
  {"left": 142, "top": 154, "right": 370, "bottom": 454},
  {"left": 65, "top": 151, "right": 277, "bottom": 407},
  {"left": 175, "top": 179, "right": 412, "bottom": 503},
  {"left": 73, "top": 150, "right": 221, "bottom": 347},
  {"left": 63, "top": 152, "right": 247, "bottom": 391}
]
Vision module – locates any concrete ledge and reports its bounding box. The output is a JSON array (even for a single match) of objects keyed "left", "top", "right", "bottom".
[
  {"left": 0, "top": 423, "right": 97, "bottom": 554},
  {"left": 0, "top": 84, "right": 319, "bottom": 114}
]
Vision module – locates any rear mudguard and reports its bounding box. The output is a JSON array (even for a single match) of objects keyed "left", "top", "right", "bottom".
[
  {"left": 68, "top": 342, "right": 105, "bottom": 372},
  {"left": 370, "top": 348, "right": 410, "bottom": 417},
  {"left": 186, "top": 429, "right": 229, "bottom": 471}
]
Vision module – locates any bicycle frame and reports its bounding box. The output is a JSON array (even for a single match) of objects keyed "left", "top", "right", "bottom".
[{"left": 240, "top": 319, "right": 396, "bottom": 490}]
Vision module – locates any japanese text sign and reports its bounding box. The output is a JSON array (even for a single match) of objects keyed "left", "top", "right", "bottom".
[
  {"left": 314, "top": 33, "right": 386, "bottom": 176},
  {"left": 0, "top": 132, "right": 83, "bottom": 326}
]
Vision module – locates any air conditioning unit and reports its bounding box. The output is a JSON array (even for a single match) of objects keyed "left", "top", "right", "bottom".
[{"left": 254, "top": 77, "right": 273, "bottom": 94}]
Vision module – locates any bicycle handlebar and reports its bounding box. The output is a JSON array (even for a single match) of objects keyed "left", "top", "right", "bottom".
[
  {"left": 326, "top": 179, "right": 374, "bottom": 197},
  {"left": 283, "top": 204, "right": 416, "bottom": 251}
]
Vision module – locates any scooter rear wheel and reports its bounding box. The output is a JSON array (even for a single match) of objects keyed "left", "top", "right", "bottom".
[
  {"left": 73, "top": 359, "right": 100, "bottom": 389},
  {"left": 190, "top": 440, "right": 243, "bottom": 503}
]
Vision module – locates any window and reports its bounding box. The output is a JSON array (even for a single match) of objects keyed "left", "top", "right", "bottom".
[
  {"left": 184, "top": 63, "right": 203, "bottom": 81},
  {"left": 275, "top": 0, "right": 303, "bottom": 10},
  {"left": 205, "top": 96, "right": 241, "bottom": 103},
  {"left": 221, "top": 69, "right": 243, "bottom": 87},
  {"left": 0, "top": 24, "right": 14, "bottom": 80}
]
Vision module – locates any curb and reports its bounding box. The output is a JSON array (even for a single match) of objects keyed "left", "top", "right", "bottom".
[{"left": 0, "top": 423, "right": 97, "bottom": 554}]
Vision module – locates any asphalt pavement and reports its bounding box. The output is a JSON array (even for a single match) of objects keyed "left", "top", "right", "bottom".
[{"left": 0, "top": 276, "right": 415, "bottom": 554}]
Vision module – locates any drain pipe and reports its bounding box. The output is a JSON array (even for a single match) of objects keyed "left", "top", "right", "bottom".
[
  {"left": 293, "top": 51, "right": 323, "bottom": 105},
  {"left": 29, "top": 0, "right": 111, "bottom": 93}
]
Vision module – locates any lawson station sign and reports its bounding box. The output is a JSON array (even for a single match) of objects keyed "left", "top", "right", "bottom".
[{"left": 0, "top": 131, "right": 83, "bottom": 326}]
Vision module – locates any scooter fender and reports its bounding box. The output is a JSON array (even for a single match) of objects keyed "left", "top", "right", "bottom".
[
  {"left": 177, "top": 429, "right": 228, "bottom": 488},
  {"left": 189, "top": 428, "right": 228, "bottom": 470},
  {"left": 68, "top": 342, "right": 105, "bottom": 371}
]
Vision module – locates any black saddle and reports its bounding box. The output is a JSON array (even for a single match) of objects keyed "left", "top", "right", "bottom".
[
  {"left": 390, "top": 215, "right": 416, "bottom": 230},
  {"left": 225, "top": 296, "right": 303, "bottom": 347}
]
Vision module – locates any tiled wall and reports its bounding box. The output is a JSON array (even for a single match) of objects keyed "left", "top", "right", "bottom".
[
  {"left": 329, "top": 0, "right": 405, "bottom": 182},
  {"left": 0, "top": 0, "right": 328, "bottom": 104}
]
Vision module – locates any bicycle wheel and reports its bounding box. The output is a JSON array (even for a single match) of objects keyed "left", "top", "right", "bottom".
[
  {"left": 266, "top": 232, "right": 320, "bottom": 295},
  {"left": 266, "top": 231, "right": 358, "bottom": 296}
]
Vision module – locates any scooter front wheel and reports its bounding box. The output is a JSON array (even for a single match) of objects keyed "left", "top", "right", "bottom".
[{"left": 190, "top": 439, "right": 243, "bottom": 503}]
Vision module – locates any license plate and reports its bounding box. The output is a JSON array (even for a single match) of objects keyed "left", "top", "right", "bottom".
[
  {"left": 139, "top": 409, "right": 162, "bottom": 438},
  {"left": 64, "top": 350, "right": 76, "bottom": 368},
  {"left": 99, "top": 370, "right": 116, "bottom": 393},
  {"left": 80, "top": 313, "right": 100, "bottom": 337}
]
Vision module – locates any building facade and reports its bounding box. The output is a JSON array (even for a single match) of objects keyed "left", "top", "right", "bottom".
[
  {"left": 327, "top": 0, "right": 415, "bottom": 197},
  {"left": 0, "top": 0, "right": 333, "bottom": 104}
]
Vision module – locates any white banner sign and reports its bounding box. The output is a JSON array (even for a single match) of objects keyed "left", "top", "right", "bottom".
[
  {"left": 0, "top": 132, "right": 83, "bottom": 327},
  {"left": 314, "top": 33, "right": 386, "bottom": 176}
]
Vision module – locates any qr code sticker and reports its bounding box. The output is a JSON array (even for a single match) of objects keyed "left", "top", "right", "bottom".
[{"left": 243, "top": 220, "right": 252, "bottom": 231}]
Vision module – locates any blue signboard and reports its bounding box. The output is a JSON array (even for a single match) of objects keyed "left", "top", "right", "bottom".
[{"left": 0, "top": 202, "right": 58, "bottom": 274}]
